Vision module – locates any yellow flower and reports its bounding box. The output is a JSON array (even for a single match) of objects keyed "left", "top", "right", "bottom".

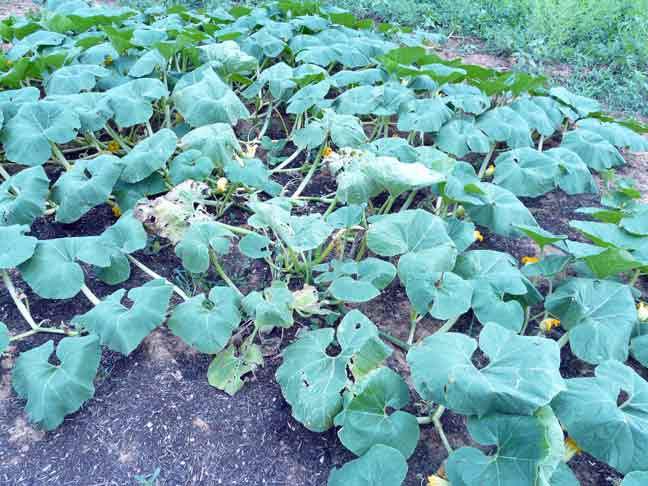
[
  {"left": 474, "top": 230, "right": 484, "bottom": 242},
  {"left": 322, "top": 146, "right": 334, "bottom": 158},
  {"left": 6, "top": 59, "right": 13, "bottom": 67},
  {"left": 638, "top": 301, "right": 648, "bottom": 322},
  {"left": 111, "top": 204, "right": 122, "bottom": 218},
  {"left": 107, "top": 140, "right": 120, "bottom": 154},
  {"left": 564, "top": 436, "right": 582, "bottom": 461},
  {"left": 427, "top": 475, "right": 449, "bottom": 486},
  {"left": 103, "top": 55, "right": 113, "bottom": 66},
  {"left": 216, "top": 177, "right": 229, "bottom": 194},
  {"left": 485, "top": 164, "right": 495, "bottom": 177},
  {"left": 521, "top": 256, "right": 540, "bottom": 265},
  {"left": 539, "top": 318, "right": 561, "bottom": 333},
  {"left": 175, "top": 112, "right": 184, "bottom": 124},
  {"left": 245, "top": 144, "right": 258, "bottom": 159}
]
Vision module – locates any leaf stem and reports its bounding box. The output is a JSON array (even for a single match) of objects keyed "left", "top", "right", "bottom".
[
  {"left": 2, "top": 270, "right": 38, "bottom": 330},
  {"left": 477, "top": 145, "right": 495, "bottom": 179},
  {"left": 378, "top": 330, "right": 410, "bottom": 351},
  {"left": 127, "top": 255, "right": 189, "bottom": 301},
  {"left": 51, "top": 143, "right": 72, "bottom": 171},
  {"left": 557, "top": 332, "right": 570, "bottom": 348},
  {"left": 291, "top": 143, "right": 325, "bottom": 199},
  {"left": 432, "top": 405, "right": 453, "bottom": 454},
  {"left": 435, "top": 315, "right": 459, "bottom": 334},
  {"left": 209, "top": 252, "right": 243, "bottom": 298},
  {"left": 80, "top": 284, "right": 101, "bottom": 306}
]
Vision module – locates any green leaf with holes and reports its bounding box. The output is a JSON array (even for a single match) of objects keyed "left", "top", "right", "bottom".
[
  {"left": 207, "top": 340, "right": 264, "bottom": 396},
  {"left": 408, "top": 323, "right": 564, "bottom": 417},
  {"left": 276, "top": 310, "right": 389, "bottom": 432}
]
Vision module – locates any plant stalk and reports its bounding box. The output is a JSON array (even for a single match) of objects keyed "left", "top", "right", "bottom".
[{"left": 127, "top": 255, "right": 189, "bottom": 301}]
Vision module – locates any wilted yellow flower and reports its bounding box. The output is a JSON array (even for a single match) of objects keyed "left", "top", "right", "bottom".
[
  {"left": 539, "top": 318, "right": 561, "bottom": 333},
  {"left": 111, "top": 204, "right": 122, "bottom": 218},
  {"left": 564, "top": 436, "right": 582, "bottom": 461},
  {"left": 103, "top": 55, "right": 113, "bottom": 66},
  {"left": 638, "top": 301, "right": 648, "bottom": 322},
  {"left": 175, "top": 112, "right": 184, "bottom": 124},
  {"left": 474, "top": 230, "right": 484, "bottom": 242},
  {"left": 427, "top": 475, "right": 449, "bottom": 486},
  {"left": 521, "top": 256, "right": 540, "bottom": 265},
  {"left": 216, "top": 177, "right": 229, "bottom": 194},
  {"left": 485, "top": 164, "right": 495, "bottom": 177},
  {"left": 107, "top": 140, "right": 120, "bottom": 153},
  {"left": 322, "top": 146, "right": 334, "bottom": 158}
]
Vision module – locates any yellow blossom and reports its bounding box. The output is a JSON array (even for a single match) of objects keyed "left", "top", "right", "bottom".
[
  {"left": 521, "top": 256, "right": 540, "bottom": 265},
  {"left": 474, "top": 230, "right": 484, "bottom": 242},
  {"left": 216, "top": 177, "right": 229, "bottom": 194},
  {"left": 322, "top": 146, "right": 334, "bottom": 158},
  {"left": 485, "top": 164, "right": 495, "bottom": 177},
  {"left": 245, "top": 144, "right": 258, "bottom": 159},
  {"left": 175, "top": 112, "right": 184, "bottom": 124},
  {"left": 427, "top": 475, "right": 449, "bottom": 486},
  {"left": 539, "top": 318, "right": 561, "bottom": 333},
  {"left": 564, "top": 436, "right": 582, "bottom": 461},
  {"left": 107, "top": 140, "right": 120, "bottom": 154},
  {"left": 638, "top": 301, "right": 648, "bottom": 322},
  {"left": 6, "top": 59, "right": 13, "bottom": 67},
  {"left": 103, "top": 55, "right": 113, "bottom": 66},
  {"left": 111, "top": 205, "right": 122, "bottom": 218}
]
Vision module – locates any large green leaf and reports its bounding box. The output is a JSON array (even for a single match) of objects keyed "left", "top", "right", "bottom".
[
  {"left": 398, "top": 245, "right": 472, "bottom": 319},
  {"left": 0, "top": 166, "right": 49, "bottom": 226},
  {"left": 12, "top": 335, "right": 101, "bottom": 430},
  {"left": 45, "top": 92, "right": 113, "bottom": 133},
  {"left": 493, "top": 148, "right": 560, "bottom": 197},
  {"left": 128, "top": 49, "right": 165, "bottom": 78},
  {"left": 464, "top": 183, "right": 538, "bottom": 237},
  {"left": 446, "top": 406, "right": 565, "bottom": 486},
  {"left": 52, "top": 155, "right": 123, "bottom": 223},
  {"left": 623, "top": 472, "right": 648, "bottom": 486},
  {"left": 198, "top": 40, "right": 258, "bottom": 78},
  {"left": 397, "top": 97, "right": 452, "bottom": 133},
  {"left": 577, "top": 118, "right": 648, "bottom": 152},
  {"left": 224, "top": 158, "right": 282, "bottom": 196},
  {"left": 367, "top": 209, "right": 453, "bottom": 257},
  {"left": 0, "top": 225, "right": 37, "bottom": 268},
  {"left": 550, "top": 87, "right": 600, "bottom": 118},
  {"left": 454, "top": 250, "right": 539, "bottom": 331},
  {"left": 545, "top": 278, "right": 637, "bottom": 364},
  {"left": 476, "top": 106, "right": 533, "bottom": 148},
  {"left": 544, "top": 147, "right": 598, "bottom": 195},
  {"left": 168, "top": 149, "right": 214, "bottom": 185},
  {"left": 441, "top": 83, "right": 490, "bottom": 115},
  {"left": 335, "top": 367, "right": 420, "bottom": 458},
  {"left": 287, "top": 79, "right": 330, "bottom": 114},
  {"left": 18, "top": 237, "right": 94, "bottom": 299},
  {"left": 276, "top": 310, "right": 389, "bottom": 432},
  {"left": 570, "top": 220, "right": 645, "bottom": 250},
  {"left": 98, "top": 78, "right": 168, "bottom": 128},
  {"left": 316, "top": 258, "right": 397, "bottom": 304},
  {"left": 179, "top": 123, "right": 242, "bottom": 167},
  {"left": 44, "top": 64, "right": 110, "bottom": 95},
  {"left": 327, "top": 445, "right": 407, "bottom": 486},
  {"left": 561, "top": 129, "right": 625, "bottom": 172},
  {"left": 2, "top": 101, "right": 80, "bottom": 166},
  {"left": 436, "top": 117, "right": 490, "bottom": 157},
  {"left": 175, "top": 221, "right": 234, "bottom": 273},
  {"left": 408, "top": 323, "right": 564, "bottom": 417},
  {"left": 552, "top": 360, "right": 648, "bottom": 474},
  {"left": 511, "top": 96, "right": 563, "bottom": 137},
  {"left": 173, "top": 66, "right": 249, "bottom": 127},
  {"left": 119, "top": 128, "right": 177, "bottom": 183},
  {"left": 168, "top": 287, "right": 241, "bottom": 354},
  {"left": 72, "top": 280, "right": 172, "bottom": 355}
]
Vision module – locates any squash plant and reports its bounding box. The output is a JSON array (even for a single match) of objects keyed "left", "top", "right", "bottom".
[{"left": 0, "top": 1, "right": 647, "bottom": 485}]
